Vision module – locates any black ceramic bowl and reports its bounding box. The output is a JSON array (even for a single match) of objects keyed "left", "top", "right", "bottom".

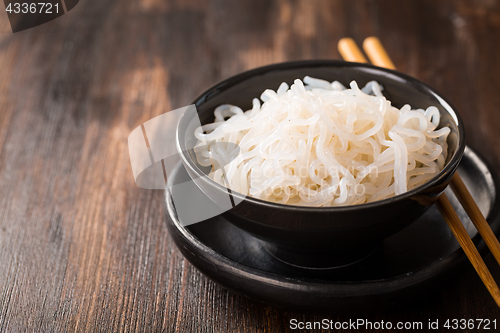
[{"left": 176, "top": 60, "right": 466, "bottom": 268}]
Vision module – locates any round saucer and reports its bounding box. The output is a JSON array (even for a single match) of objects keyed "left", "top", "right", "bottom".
[{"left": 164, "top": 147, "right": 500, "bottom": 311}]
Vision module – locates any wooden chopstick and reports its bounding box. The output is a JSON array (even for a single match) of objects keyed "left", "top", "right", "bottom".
[
  {"left": 362, "top": 37, "right": 396, "bottom": 70},
  {"left": 338, "top": 38, "right": 368, "bottom": 64},
  {"left": 436, "top": 194, "right": 500, "bottom": 305},
  {"left": 450, "top": 174, "right": 500, "bottom": 265},
  {"left": 337, "top": 36, "right": 500, "bottom": 307}
]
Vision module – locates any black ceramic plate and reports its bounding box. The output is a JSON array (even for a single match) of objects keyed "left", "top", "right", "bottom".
[{"left": 164, "top": 147, "right": 500, "bottom": 312}]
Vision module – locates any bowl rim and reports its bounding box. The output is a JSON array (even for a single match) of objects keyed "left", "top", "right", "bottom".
[{"left": 177, "top": 59, "right": 466, "bottom": 212}]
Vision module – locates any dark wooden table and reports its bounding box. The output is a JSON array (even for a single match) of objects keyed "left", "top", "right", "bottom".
[{"left": 1, "top": 0, "right": 500, "bottom": 331}]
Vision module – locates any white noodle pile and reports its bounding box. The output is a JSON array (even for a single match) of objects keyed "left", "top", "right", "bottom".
[{"left": 194, "top": 77, "right": 450, "bottom": 206}]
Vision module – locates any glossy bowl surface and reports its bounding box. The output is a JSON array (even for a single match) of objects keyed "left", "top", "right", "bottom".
[{"left": 176, "top": 60, "right": 466, "bottom": 267}]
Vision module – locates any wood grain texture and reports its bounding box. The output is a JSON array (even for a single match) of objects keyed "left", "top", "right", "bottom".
[{"left": 0, "top": 0, "right": 500, "bottom": 332}]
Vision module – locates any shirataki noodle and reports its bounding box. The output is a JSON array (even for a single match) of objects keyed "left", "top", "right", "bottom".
[{"left": 193, "top": 77, "right": 450, "bottom": 207}]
